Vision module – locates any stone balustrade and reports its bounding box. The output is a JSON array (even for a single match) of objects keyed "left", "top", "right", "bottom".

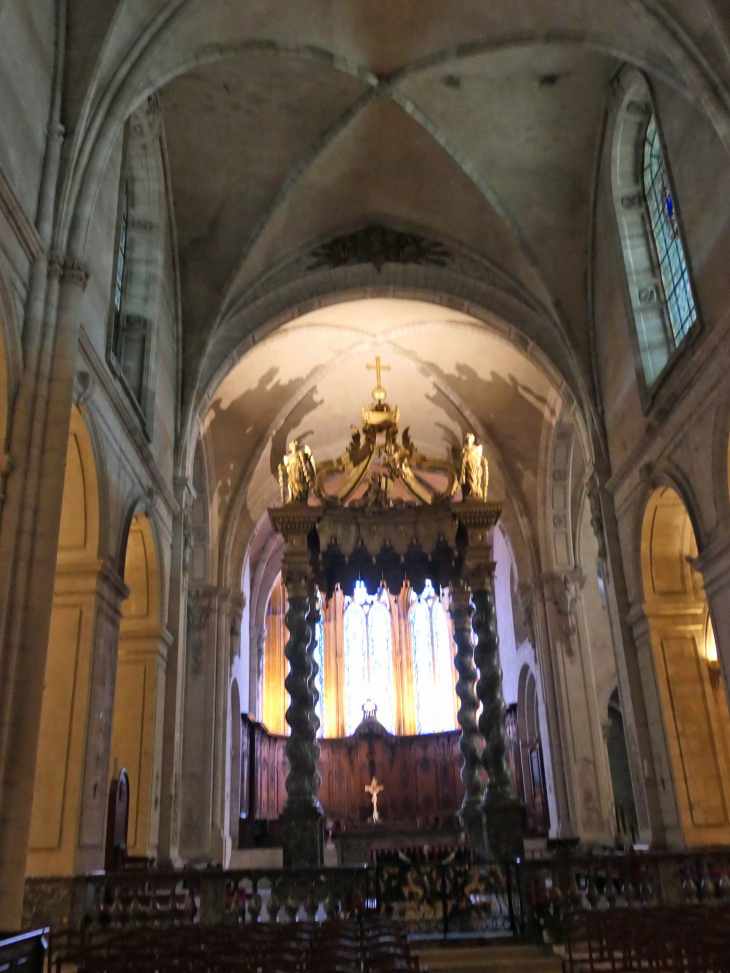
[{"left": 22, "top": 849, "right": 730, "bottom": 941}]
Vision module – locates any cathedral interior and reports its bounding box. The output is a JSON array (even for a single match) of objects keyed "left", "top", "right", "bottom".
[{"left": 4, "top": 0, "right": 730, "bottom": 965}]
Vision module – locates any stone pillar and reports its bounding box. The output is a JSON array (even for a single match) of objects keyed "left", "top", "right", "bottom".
[
  {"left": 627, "top": 609, "right": 684, "bottom": 846},
  {"left": 307, "top": 591, "right": 322, "bottom": 739},
  {"left": 464, "top": 507, "right": 524, "bottom": 861},
  {"left": 518, "top": 580, "right": 572, "bottom": 838},
  {"left": 26, "top": 559, "right": 128, "bottom": 877},
  {"left": 157, "top": 477, "right": 193, "bottom": 865},
  {"left": 269, "top": 506, "right": 324, "bottom": 867},
  {"left": 110, "top": 622, "right": 171, "bottom": 861},
  {"left": 0, "top": 260, "right": 88, "bottom": 924},
  {"left": 178, "top": 582, "right": 219, "bottom": 862},
  {"left": 449, "top": 578, "right": 486, "bottom": 855},
  {"left": 695, "top": 533, "right": 730, "bottom": 709}
]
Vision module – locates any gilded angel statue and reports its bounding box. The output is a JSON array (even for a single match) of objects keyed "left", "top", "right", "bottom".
[
  {"left": 278, "top": 440, "right": 316, "bottom": 503},
  {"left": 459, "top": 432, "right": 489, "bottom": 501}
]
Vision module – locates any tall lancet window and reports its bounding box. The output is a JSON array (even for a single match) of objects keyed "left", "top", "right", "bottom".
[
  {"left": 410, "top": 581, "right": 457, "bottom": 733},
  {"left": 643, "top": 115, "right": 696, "bottom": 346},
  {"left": 613, "top": 76, "right": 699, "bottom": 389},
  {"left": 343, "top": 582, "right": 396, "bottom": 734}
]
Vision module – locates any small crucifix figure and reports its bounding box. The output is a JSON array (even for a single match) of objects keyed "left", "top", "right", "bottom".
[
  {"left": 366, "top": 356, "right": 390, "bottom": 403},
  {"left": 365, "top": 776, "right": 384, "bottom": 823}
]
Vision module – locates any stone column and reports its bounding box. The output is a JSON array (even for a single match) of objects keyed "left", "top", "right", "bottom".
[
  {"left": 600, "top": 476, "right": 663, "bottom": 845},
  {"left": 157, "top": 476, "right": 193, "bottom": 865},
  {"left": 269, "top": 506, "right": 324, "bottom": 867},
  {"left": 518, "top": 579, "right": 571, "bottom": 838},
  {"left": 449, "top": 578, "right": 486, "bottom": 855},
  {"left": 464, "top": 505, "right": 524, "bottom": 861},
  {"left": 0, "top": 259, "right": 88, "bottom": 924},
  {"left": 178, "top": 582, "right": 218, "bottom": 862},
  {"left": 307, "top": 590, "right": 322, "bottom": 740},
  {"left": 694, "top": 532, "right": 730, "bottom": 708}
]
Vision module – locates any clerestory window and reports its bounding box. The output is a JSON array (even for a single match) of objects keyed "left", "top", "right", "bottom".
[
  {"left": 613, "top": 78, "right": 699, "bottom": 390},
  {"left": 642, "top": 115, "right": 696, "bottom": 347}
]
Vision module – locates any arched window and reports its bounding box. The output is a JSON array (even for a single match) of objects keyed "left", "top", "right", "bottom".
[
  {"left": 613, "top": 75, "right": 698, "bottom": 389},
  {"left": 410, "top": 580, "right": 457, "bottom": 733},
  {"left": 108, "top": 97, "right": 167, "bottom": 431},
  {"left": 343, "top": 582, "right": 396, "bottom": 734}
]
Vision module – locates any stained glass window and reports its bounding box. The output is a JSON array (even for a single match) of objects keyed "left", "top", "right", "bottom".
[
  {"left": 114, "top": 182, "right": 128, "bottom": 325},
  {"left": 410, "top": 580, "right": 457, "bottom": 733},
  {"left": 343, "top": 582, "right": 396, "bottom": 734},
  {"left": 643, "top": 115, "right": 696, "bottom": 346}
]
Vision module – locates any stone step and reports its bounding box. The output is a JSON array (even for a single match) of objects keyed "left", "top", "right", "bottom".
[{"left": 415, "top": 943, "right": 562, "bottom": 973}]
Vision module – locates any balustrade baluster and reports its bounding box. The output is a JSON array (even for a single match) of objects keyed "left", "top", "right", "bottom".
[
  {"left": 586, "top": 869, "right": 600, "bottom": 909},
  {"left": 128, "top": 888, "right": 142, "bottom": 926},
  {"left": 604, "top": 869, "right": 618, "bottom": 909},
  {"left": 248, "top": 888, "right": 263, "bottom": 923},
  {"left": 623, "top": 873, "right": 637, "bottom": 907},
  {"left": 304, "top": 886, "right": 318, "bottom": 921},
  {"left": 682, "top": 870, "right": 698, "bottom": 904},
  {"left": 285, "top": 891, "right": 299, "bottom": 922},
  {"left": 639, "top": 868, "right": 655, "bottom": 906},
  {"left": 109, "top": 886, "right": 124, "bottom": 927},
  {"left": 717, "top": 862, "right": 730, "bottom": 903},
  {"left": 323, "top": 889, "right": 337, "bottom": 920},
  {"left": 268, "top": 888, "right": 282, "bottom": 923}
]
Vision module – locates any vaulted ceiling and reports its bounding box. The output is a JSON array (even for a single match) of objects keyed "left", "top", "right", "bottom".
[
  {"left": 59, "top": 0, "right": 730, "bottom": 580},
  {"left": 63, "top": 0, "right": 730, "bottom": 414}
]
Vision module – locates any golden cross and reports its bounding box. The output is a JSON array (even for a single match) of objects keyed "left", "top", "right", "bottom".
[{"left": 366, "top": 356, "right": 390, "bottom": 390}]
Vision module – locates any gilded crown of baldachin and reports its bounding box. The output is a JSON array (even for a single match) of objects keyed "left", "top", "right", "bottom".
[{"left": 276, "top": 358, "right": 488, "bottom": 508}]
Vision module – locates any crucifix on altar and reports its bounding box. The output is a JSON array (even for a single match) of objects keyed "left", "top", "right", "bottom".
[{"left": 365, "top": 777, "right": 384, "bottom": 823}]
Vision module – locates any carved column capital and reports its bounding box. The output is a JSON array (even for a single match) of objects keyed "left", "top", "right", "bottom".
[
  {"left": 545, "top": 569, "right": 585, "bottom": 655},
  {"left": 186, "top": 583, "right": 218, "bottom": 677},
  {"left": 269, "top": 506, "right": 322, "bottom": 599},
  {"left": 61, "top": 258, "right": 90, "bottom": 291}
]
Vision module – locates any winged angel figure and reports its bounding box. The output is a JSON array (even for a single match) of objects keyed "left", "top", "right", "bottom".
[{"left": 278, "top": 440, "right": 317, "bottom": 503}]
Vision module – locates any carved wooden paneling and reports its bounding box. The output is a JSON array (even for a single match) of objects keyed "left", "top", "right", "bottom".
[{"left": 244, "top": 716, "right": 464, "bottom": 824}]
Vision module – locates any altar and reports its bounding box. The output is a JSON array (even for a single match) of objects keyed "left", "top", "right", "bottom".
[{"left": 237, "top": 710, "right": 479, "bottom": 863}]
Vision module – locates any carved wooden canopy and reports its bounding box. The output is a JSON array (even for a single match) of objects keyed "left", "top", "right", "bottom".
[{"left": 268, "top": 499, "right": 502, "bottom": 600}]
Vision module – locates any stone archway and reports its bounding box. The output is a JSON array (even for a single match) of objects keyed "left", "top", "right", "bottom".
[
  {"left": 27, "top": 407, "right": 127, "bottom": 877},
  {"left": 641, "top": 486, "right": 730, "bottom": 847},
  {"left": 109, "top": 513, "right": 169, "bottom": 861}
]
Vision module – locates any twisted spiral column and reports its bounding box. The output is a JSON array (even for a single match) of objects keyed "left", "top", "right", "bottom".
[
  {"left": 283, "top": 593, "right": 321, "bottom": 810},
  {"left": 305, "top": 592, "right": 322, "bottom": 789},
  {"left": 450, "top": 580, "right": 484, "bottom": 818},
  {"left": 472, "top": 587, "right": 512, "bottom": 801}
]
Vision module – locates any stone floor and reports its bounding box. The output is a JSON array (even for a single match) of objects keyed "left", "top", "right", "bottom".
[{"left": 415, "top": 942, "right": 562, "bottom": 973}]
